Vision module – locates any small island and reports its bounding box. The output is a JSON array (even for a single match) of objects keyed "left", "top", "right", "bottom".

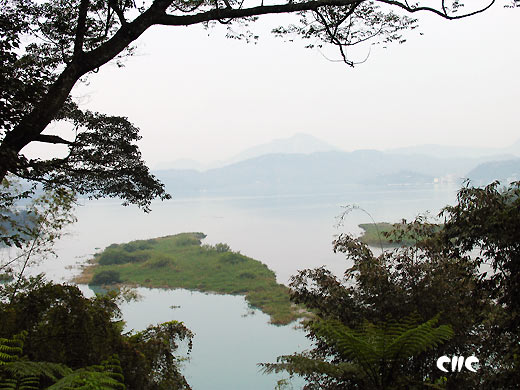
[
  {"left": 358, "top": 222, "right": 406, "bottom": 247},
  {"left": 358, "top": 222, "right": 442, "bottom": 247},
  {"left": 76, "top": 232, "right": 302, "bottom": 325}
]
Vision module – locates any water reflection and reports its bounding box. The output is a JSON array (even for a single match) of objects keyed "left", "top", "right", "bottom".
[{"left": 80, "top": 285, "right": 310, "bottom": 390}]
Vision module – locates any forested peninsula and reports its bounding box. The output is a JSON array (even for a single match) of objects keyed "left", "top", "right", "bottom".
[{"left": 76, "top": 233, "right": 301, "bottom": 325}]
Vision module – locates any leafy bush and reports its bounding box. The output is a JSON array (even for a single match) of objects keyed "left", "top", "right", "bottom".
[
  {"left": 98, "top": 249, "right": 131, "bottom": 265},
  {"left": 91, "top": 271, "right": 122, "bottom": 285},
  {"left": 98, "top": 249, "right": 150, "bottom": 265},
  {"left": 219, "top": 252, "right": 245, "bottom": 265},
  {"left": 121, "top": 241, "right": 152, "bottom": 252},
  {"left": 214, "top": 243, "right": 230, "bottom": 253},
  {"left": 128, "top": 251, "right": 151, "bottom": 263},
  {"left": 0, "top": 278, "right": 193, "bottom": 389},
  {"left": 147, "top": 255, "right": 173, "bottom": 269}
]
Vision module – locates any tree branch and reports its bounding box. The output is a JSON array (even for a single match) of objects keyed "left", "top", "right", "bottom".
[
  {"left": 377, "top": 0, "right": 496, "bottom": 20},
  {"left": 73, "top": 0, "right": 91, "bottom": 57},
  {"left": 155, "top": 0, "right": 496, "bottom": 26},
  {"left": 108, "top": 0, "right": 128, "bottom": 25},
  {"left": 33, "top": 135, "right": 74, "bottom": 145},
  {"left": 0, "top": 1, "right": 167, "bottom": 167},
  {"left": 314, "top": 8, "right": 355, "bottom": 66},
  {"left": 156, "top": 0, "right": 362, "bottom": 26}
]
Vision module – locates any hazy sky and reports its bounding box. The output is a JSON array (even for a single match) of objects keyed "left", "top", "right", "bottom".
[{"left": 38, "top": 2, "right": 519, "bottom": 167}]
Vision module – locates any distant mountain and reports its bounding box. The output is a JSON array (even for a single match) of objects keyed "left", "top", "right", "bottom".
[
  {"left": 155, "top": 150, "right": 500, "bottom": 197},
  {"left": 226, "top": 133, "right": 339, "bottom": 164},
  {"left": 467, "top": 159, "right": 520, "bottom": 186},
  {"left": 387, "top": 139, "right": 520, "bottom": 160},
  {"left": 154, "top": 133, "right": 339, "bottom": 171}
]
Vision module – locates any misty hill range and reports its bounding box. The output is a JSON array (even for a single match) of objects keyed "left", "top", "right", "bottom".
[{"left": 154, "top": 134, "right": 520, "bottom": 197}]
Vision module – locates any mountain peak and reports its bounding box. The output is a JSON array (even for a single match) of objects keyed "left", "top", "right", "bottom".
[{"left": 227, "top": 133, "right": 339, "bottom": 164}]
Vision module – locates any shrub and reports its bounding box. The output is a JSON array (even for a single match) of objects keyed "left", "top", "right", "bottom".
[
  {"left": 98, "top": 249, "right": 130, "bottom": 265},
  {"left": 219, "top": 252, "right": 245, "bottom": 265},
  {"left": 98, "top": 249, "right": 150, "bottom": 265},
  {"left": 128, "top": 250, "right": 151, "bottom": 263},
  {"left": 90, "top": 270, "right": 121, "bottom": 285},
  {"left": 147, "top": 255, "right": 173, "bottom": 268},
  {"left": 214, "top": 243, "right": 231, "bottom": 253},
  {"left": 122, "top": 240, "right": 152, "bottom": 252}
]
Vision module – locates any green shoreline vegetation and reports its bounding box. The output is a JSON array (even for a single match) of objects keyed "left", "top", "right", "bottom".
[
  {"left": 358, "top": 222, "right": 442, "bottom": 247},
  {"left": 358, "top": 223, "right": 409, "bottom": 247},
  {"left": 76, "top": 232, "right": 302, "bottom": 325}
]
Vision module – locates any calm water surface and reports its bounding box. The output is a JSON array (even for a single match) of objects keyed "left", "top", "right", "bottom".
[{"left": 38, "top": 184, "right": 458, "bottom": 389}]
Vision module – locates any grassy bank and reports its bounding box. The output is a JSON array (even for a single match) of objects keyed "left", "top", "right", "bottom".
[
  {"left": 358, "top": 222, "right": 442, "bottom": 247},
  {"left": 76, "top": 233, "right": 302, "bottom": 325},
  {"left": 359, "top": 223, "right": 408, "bottom": 247}
]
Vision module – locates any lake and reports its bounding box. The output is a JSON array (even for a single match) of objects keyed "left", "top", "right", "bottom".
[{"left": 37, "top": 183, "right": 459, "bottom": 389}]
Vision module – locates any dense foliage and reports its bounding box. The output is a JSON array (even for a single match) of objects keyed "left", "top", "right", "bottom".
[
  {"left": 439, "top": 181, "right": 520, "bottom": 333},
  {"left": 0, "top": 276, "right": 193, "bottom": 390},
  {"left": 0, "top": 332, "right": 126, "bottom": 390},
  {"left": 268, "top": 181, "right": 519, "bottom": 389},
  {"left": 0, "top": 1, "right": 168, "bottom": 210},
  {"left": 262, "top": 314, "right": 454, "bottom": 389}
]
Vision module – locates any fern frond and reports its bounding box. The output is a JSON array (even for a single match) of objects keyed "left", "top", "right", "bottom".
[
  {"left": 46, "top": 355, "right": 125, "bottom": 390},
  {"left": 0, "top": 332, "right": 27, "bottom": 365},
  {"left": 2, "top": 361, "right": 71, "bottom": 381},
  {"left": 46, "top": 370, "right": 125, "bottom": 390},
  {"left": 17, "top": 375, "right": 39, "bottom": 390},
  {"left": 0, "top": 331, "right": 72, "bottom": 390},
  {"left": 0, "top": 377, "right": 17, "bottom": 390},
  {"left": 291, "top": 314, "right": 455, "bottom": 389},
  {"left": 311, "top": 316, "right": 453, "bottom": 366},
  {"left": 260, "top": 354, "right": 360, "bottom": 380},
  {"left": 384, "top": 316, "right": 453, "bottom": 360},
  {"left": 100, "top": 355, "right": 125, "bottom": 384},
  {"left": 311, "top": 319, "right": 379, "bottom": 367}
]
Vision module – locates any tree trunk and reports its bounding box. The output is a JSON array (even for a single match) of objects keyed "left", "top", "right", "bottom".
[{"left": 0, "top": 4, "right": 162, "bottom": 183}]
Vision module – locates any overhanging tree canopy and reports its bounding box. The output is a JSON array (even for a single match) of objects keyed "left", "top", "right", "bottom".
[{"left": 0, "top": 0, "right": 500, "bottom": 208}]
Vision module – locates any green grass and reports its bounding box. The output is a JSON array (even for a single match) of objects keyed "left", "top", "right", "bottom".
[{"left": 79, "top": 232, "right": 302, "bottom": 325}]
